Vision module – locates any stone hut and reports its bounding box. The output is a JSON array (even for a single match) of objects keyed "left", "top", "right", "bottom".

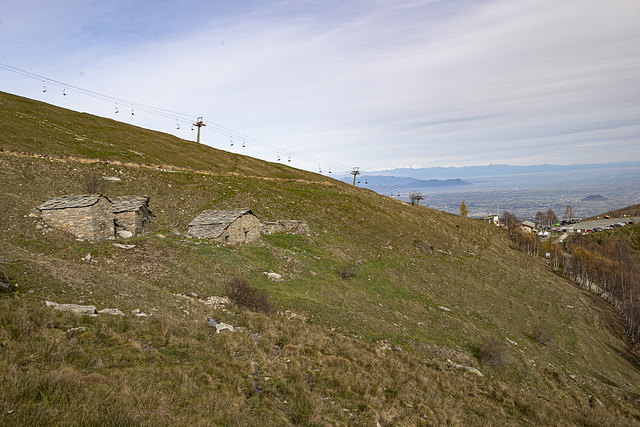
[
  {"left": 111, "top": 196, "right": 155, "bottom": 238},
  {"left": 36, "top": 194, "right": 114, "bottom": 241},
  {"left": 187, "top": 208, "right": 261, "bottom": 245},
  {"left": 260, "top": 220, "right": 309, "bottom": 236}
]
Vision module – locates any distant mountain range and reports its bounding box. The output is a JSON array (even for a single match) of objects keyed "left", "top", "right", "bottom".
[
  {"left": 369, "top": 161, "right": 640, "bottom": 180},
  {"left": 352, "top": 161, "right": 640, "bottom": 192},
  {"left": 339, "top": 176, "right": 469, "bottom": 192}
]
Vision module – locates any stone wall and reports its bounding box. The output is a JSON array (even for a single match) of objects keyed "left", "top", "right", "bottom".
[
  {"left": 260, "top": 220, "right": 309, "bottom": 236},
  {"left": 40, "top": 198, "right": 114, "bottom": 241},
  {"left": 219, "top": 214, "right": 262, "bottom": 245},
  {"left": 114, "top": 207, "right": 153, "bottom": 237}
]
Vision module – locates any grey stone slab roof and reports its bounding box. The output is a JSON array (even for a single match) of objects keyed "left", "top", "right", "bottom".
[
  {"left": 188, "top": 208, "right": 254, "bottom": 227},
  {"left": 111, "top": 196, "right": 150, "bottom": 213},
  {"left": 38, "top": 194, "right": 111, "bottom": 211}
]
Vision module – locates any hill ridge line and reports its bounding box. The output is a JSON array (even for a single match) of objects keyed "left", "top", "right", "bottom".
[{"left": 0, "top": 148, "right": 336, "bottom": 186}]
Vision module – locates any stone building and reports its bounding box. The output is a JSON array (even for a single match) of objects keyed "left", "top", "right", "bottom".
[
  {"left": 260, "top": 220, "right": 309, "bottom": 236},
  {"left": 36, "top": 194, "right": 114, "bottom": 241},
  {"left": 520, "top": 220, "right": 536, "bottom": 234},
  {"left": 111, "top": 196, "right": 155, "bottom": 238},
  {"left": 187, "top": 208, "right": 261, "bottom": 245}
]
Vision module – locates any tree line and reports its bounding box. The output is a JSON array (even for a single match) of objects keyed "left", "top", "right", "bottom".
[
  {"left": 557, "top": 231, "right": 640, "bottom": 342},
  {"left": 501, "top": 209, "right": 640, "bottom": 343}
]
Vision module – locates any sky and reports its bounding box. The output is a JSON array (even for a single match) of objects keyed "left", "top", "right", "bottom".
[{"left": 1, "top": 0, "right": 639, "bottom": 174}]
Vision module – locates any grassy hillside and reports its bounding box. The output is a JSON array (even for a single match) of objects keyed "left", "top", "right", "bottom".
[
  {"left": 598, "top": 203, "right": 640, "bottom": 220},
  {"left": 2, "top": 91, "right": 640, "bottom": 425}
]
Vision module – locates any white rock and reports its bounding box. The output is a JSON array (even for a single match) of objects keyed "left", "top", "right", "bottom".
[
  {"left": 98, "top": 308, "right": 125, "bottom": 316},
  {"left": 438, "top": 306, "right": 452, "bottom": 312},
  {"left": 264, "top": 272, "right": 282, "bottom": 281},
  {"left": 117, "top": 230, "right": 134, "bottom": 239},
  {"left": 216, "top": 322, "right": 235, "bottom": 333},
  {"left": 506, "top": 337, "right": 518, "bottom": 346},
  {"left": 45, "top": 301, "right": 97, "bottom": 316},
  {"left": 448, "top": 361, "right": 484, "bottom": 377},
  {"left": 82, "top": 253, "right": 92, "bottom": 262},
  {"left": 113, "top": 243, "right": 135, "bottom": 249}
]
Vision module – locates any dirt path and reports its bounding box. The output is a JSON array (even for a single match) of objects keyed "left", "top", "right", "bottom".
[{"left": 0, "top": 148, "right": 336, "bottom": 187}]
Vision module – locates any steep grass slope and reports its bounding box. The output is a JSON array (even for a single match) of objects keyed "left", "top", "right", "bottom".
[{"left": 2, "top": 92, "right": 640, "bottom": 425}]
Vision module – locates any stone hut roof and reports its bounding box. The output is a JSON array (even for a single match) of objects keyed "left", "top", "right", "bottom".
[
  {"left": 38, "top": 194, "right": 111, "bottom": 211},
  {"left": 111, "top": 196, "right": 150, "bottom": 213},
  {"left": 188, "top": 208, "right": 254, "bottom": 227},
  {"left": 188, "top": 208, "right": 254, "bottom": 236}
]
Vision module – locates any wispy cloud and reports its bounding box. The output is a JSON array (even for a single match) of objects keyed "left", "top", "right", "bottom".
[{"left": 1, "top": 0, "right": 639, "bottom": 171}]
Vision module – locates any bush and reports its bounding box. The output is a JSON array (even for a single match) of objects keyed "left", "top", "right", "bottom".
[
  {"left": 531, "top": 321, "right": 554, "bottom": 345},
  {"left": 479, "top": 337, "right": 512, "bottom": 366},
  {"left": 338, "top": 261, "right": 359, "bottom": 280},
  {"left": 416, "top": 241, "right": 433, "bottom": 254},
  {"left": 79, "top": 170, "right": 109, "bottom": 194},
  {"left": 225, "top": 277, "right": 275, "bottom": 314}
]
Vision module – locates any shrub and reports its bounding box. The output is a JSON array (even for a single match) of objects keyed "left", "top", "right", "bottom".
[
  {"left": 416, "top": 241, "right": 433, "bottom": 254},
  {"left": 531, "top": 321, "right": 554, "bottom": 345},
  {"left": 479, "top": 337, "right": 512, "bottom": 366},
  {"left": 79, "top": 170, "right": 109, "bottom": 194},
  {"left": 225, "top": 277, "right": 275, "bottom": 314},
  {"left": 338, "top": 261, "right": 359, "bottom": 280}
]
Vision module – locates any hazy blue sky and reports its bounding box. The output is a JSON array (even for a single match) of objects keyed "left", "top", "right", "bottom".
[{"left": 1, "top": 0, "right": 639, "bottom": 173}]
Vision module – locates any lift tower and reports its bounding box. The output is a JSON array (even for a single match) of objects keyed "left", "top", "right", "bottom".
[{"left": 193, "top": 117, "right": 206, "bottom": 144}]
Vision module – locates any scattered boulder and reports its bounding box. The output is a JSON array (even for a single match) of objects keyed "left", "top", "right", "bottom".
[
  {"left": 98, "top": 308, "right": 125, "bottom": 316},
  {"left": 117, "top": 230, "right": 134, "bottom": 239},
  {"left": 82, "top": 253, "right": 92, "bottom": 262},
  {"left": 447, "top": 360, "right": 484, "bottom": 377},
  {"left": 131, "top": 309, "right": 149, "bottom": 317},
  {"left": 438, "top": 306, "right": 452, "bottom": 312},
  {"left": 202, "top": 296, "right": 230, "bottom": 309},
  {"left": 264, "top": 271, "right": 282, "bottom": 281},
  {"left": 45, "top": 301, "right": 98, "bottom": 317},
  {"left": 215, "top": 322, "right": 235, "bottom": 333},
  {"left": 113, "top": 243, "right": 135, "bottom": 249},
  {"left": 0, "top": 281, "right": 10, "bottom": 291}
]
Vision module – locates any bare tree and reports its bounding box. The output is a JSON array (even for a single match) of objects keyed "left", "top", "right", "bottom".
[
  {"left": 564, "top": 204, "right": 574, "bottom": 220},
  {"left": 501, "top": 211, "right": 519, "bottom": 232},
  {"left": 79, "top": 170, "right": 109, "bottom": 194},
  {"left": 545, "top": 209, "right": 559, "bottom": 227}
]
